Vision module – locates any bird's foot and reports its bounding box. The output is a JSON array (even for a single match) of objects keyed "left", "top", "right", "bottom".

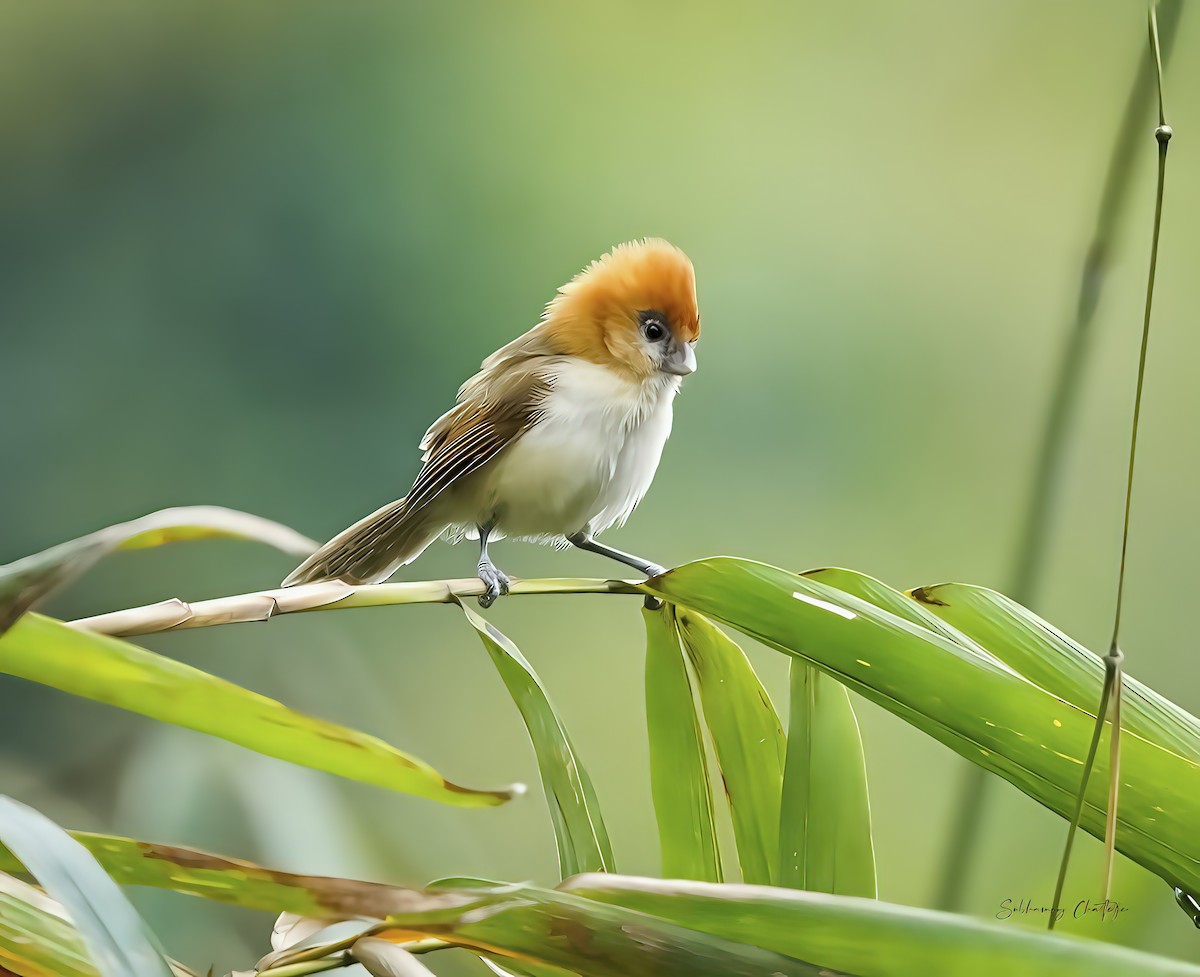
[
  {"left": 478, "top": 561, "right": 510, "bottom": 609},
  {"left": 641, "top": 566, "right": 667, "bottom": 609}
]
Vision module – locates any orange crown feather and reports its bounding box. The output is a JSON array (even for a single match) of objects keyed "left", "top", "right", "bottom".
[{"left": 541, "top": 239, "right": 699, "bottom": 374}]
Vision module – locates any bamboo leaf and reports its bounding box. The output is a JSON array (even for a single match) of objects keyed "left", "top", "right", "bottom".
[
  {"left": 0, "top": 506, "right": 317, "bottom": 634},
  {"left": 386, "top": 883, "right": 831, "bottom": 977},
  {"left": 642, "top": 558, "right": 1200, "bottom": 893},
  {"left": 778, "top": 662, "right": 876, "bottom": 898},
  {"left": 0, "top": 797, "right": 172, "bottom": 977},
  {"left": 561, "top": 874, "right": 1200, "bottom": 977},
  {"left": 674, "top": 609, "right": 784, "bottom": 885},
  {"left": 643, "top": 603, "right": 721, "bottom": 882},
  {"left": 456, "top": 600, "right": 613, "bottom": 875},
  {"left": 0, "top": 872, "right": 99, "bottom": 977},
  {"left": 0, "top": 874, "right": 199, "bottom": 977},
  {"left": 803, "top": 568, "right": 1000, "bottom": 664},
  {"left": 911, "top": 583, "right": 1200, "bottom": 763},
  {"left": 0, "top": 614, "right": 516, "bottom": 807},
  {"left": 0, "top": 833, "right": 485, "bottom": 923}
]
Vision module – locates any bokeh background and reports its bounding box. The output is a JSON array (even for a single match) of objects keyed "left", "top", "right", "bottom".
[{"left": 3, "top": 0, "right": 1199, "bottom": 971}]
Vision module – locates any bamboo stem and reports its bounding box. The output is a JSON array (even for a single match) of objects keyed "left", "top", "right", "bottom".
[
  {"left": 66, "top": 577, "right": 644, "bottom": 638},
  {"left": 935, "top": 0, "right": 1184, "bottom": 913}
]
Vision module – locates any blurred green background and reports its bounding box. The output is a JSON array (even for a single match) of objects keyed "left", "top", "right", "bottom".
[{"left": 3, "top": 0, "right": 1199, "bottom": 971}]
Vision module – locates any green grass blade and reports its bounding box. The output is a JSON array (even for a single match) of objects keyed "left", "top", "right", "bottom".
[
  {"left": 0, "top": 506, "right": 317, "bottom": 634},
  {"left": 387, "top": 883, "right": 832, "bottom": 977},
  {"left": 803, "top": 568, "right": 999, "bottom": 664},
  {"left": 674, "top": 609, "right": 784, "bottom": 885},
  {"left": 561, "top": 874, "right": 1200, "bottom": 977},
  {"left": 779, "top": 662, "right": 876, "bottom": 897},
  {"left": 457, "top": 600, "right": 613, "bottom": 875},
  {"left": 643, "top": 603, "right": 722, "bottom": 882},
  {"left": 912, "top": 583, "right": 1200, "bottom": 763},
  {"left": 0, "top": 614, "right": 515, "bottom": 807},
  {"left": 0, "top": 872, "right": 100, "bottom": 977},
  {"left": 0, "top": 833, "right": 490, "bottom": 920},
  {"left": 0, "top": 797, "right": 172, "bottom": 977},
  {"left": 643, "top": 558, "right": 1200, "bottom": 892}
]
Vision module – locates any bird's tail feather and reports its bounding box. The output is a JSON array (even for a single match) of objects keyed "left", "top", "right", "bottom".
[{"left": 282, "top": 498, "right": 440, "bottom": 586}]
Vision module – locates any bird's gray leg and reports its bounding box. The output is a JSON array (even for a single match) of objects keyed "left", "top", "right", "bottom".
[
  {"left": 567, "top": 532, "right": 667, "bottom": 610},
  {"left": 477, "top": 521, "right": 510, "bottom": 609},
  {"left": 566, "top": 532, "right": 667, "bottom": 578}
]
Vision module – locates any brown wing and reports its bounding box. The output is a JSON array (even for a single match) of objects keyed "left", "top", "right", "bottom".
[
  {"left": 282, "top": 357, "right": 552, "bottom": 586},
  {"left": 406, "top": 384, "right": 550, "bottom": 513}
]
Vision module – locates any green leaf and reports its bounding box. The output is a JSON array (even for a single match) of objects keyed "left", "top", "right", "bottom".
[
  {"left": 0, "top": 506, "right": 317, "bottom": 634},
  {"left": 911, "top": 582, "right": 1200, "bottom": 762},
  {"left": 643, "top": 603, "right": 721, "bottom": 882},
  {"left": 0, "top": 833, "right": 492, "bottom": 921},
  {"left": 0, "top": 797, "right": 172, "bottom": 977},
  {"left": 674, "top": 609, "right": 783, "bottom": 885},
  {"left": 778, "top": 662, "right": 876, "bottom": 897},
  {"left": 0, "top": 614, "right": 515, "bottom": 807},
  {"left": 643, "top": 558, "right": 1200, "bottom": 893},
  {"left": 0, "top": 872, "right": 99, "bottom": 977},
  {"left": 456, "top": 600, "right": 613, "bottom": 875},
  {"left": 562, "top": 874, "right": 1200, "bottom": 977},
  {"left": 802, "top": 567, "right": 1000, "bottom": 664},
  {"left": 386, "top": 882, "right": 830, "bottom": 977}
]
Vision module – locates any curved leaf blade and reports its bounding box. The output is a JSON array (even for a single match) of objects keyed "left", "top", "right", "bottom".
[
  {"left": 643, "top": 603, "right": 721, "bottom": 882},
  {"left": 674, "top": 609, "right": 783, "bottom": 885},
  {"left": 457, "top": 600, "right": 613, "bottom": 875},
  {"left": 0, "top": 506, "right": 317, "bottom": 634},
  {"left": 779, "top": 662, "right": 876, "bottom": 897},
  {"left": 912, "top": 583, "right": 1200, "bottom": 762},
  {"left": 0, "top": 872, "right": 99, "bottom": 977},
  {"left": 0, "top": 797, "right": 172, "bottom": 977},
  {"left": 0, "top": 614, "right": 515, "bottom": 807},
  {"left": 385, "top": 882, "right": 831, "bottom": 977},
  {"left": 562, "top": 874, "right": 1200, "bottom": 977},
  {"left": 802, "top": 568, "right": 1001, "bottom": 666},
  {"left": 0, "top": 833, "right": 486, "bottom": 921},
  {"left": 644, "top": 558, "right": 1200, "bottom": 893}
]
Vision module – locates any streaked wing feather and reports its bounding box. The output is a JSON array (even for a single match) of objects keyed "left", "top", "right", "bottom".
[
  {"left": 405, "top": 369, "right": 552, "bottom": 516},
  {"left": 284, "top": 337, "right": 557, "bottom": 585}
]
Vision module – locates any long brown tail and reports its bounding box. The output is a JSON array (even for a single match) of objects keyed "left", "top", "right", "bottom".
[{"left": 282, "top": 498, "right": 441, "bottom": 586}]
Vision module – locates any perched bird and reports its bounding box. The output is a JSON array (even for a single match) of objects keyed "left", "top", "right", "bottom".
[{"left": 283, "top": 238, "right": 700, "bottom": 606}]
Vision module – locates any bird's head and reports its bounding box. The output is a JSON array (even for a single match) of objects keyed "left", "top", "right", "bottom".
[{"left": 542, "top": 238, "right": 700, "bottom": 382}]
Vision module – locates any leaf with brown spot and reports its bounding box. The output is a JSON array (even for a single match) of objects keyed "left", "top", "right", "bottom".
[
  {"left": 0, "top": 506, "right": 317, "bottom": 635},
  {"left": 674, "top": 610, "right": 783, "bottom": 885},
  {"left": 0, "top": 832, "right": 484, "bottom": 922},
  {"left": 0, "top": 614, "right": 518, "bottom": 808},
  {"left": 455, "top": 600, "right": 613, "bottom": 875},
  {"left": 643, "top": 557, "right": 1200, "bottom": 894},
  {"left": 643, "top": 602, "right": 722, "bottom": 883}
]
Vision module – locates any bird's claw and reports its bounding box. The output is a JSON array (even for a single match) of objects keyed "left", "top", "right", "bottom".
[
  {"left": 644, "top": 563, "right": 667, "bottom": 578},
  {"left": 478, "top": 562, "right": 510, "bottom": 609}
]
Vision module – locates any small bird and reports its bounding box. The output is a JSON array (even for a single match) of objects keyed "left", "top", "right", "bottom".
[{"left": 283, "top": 238, "right": 700, "bottom": 606}]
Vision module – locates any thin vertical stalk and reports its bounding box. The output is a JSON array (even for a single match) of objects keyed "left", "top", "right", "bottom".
[
  {"left": 935, "top": 0, "right": 1183, "bottom": 912},
  {"left": 1049, "top": 4, "right": 1172, "bottom": 929}
]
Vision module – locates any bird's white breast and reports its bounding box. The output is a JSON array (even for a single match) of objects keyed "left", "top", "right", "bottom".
[{"left": 476, "top": 359, "right": 679, "bottom": 540}]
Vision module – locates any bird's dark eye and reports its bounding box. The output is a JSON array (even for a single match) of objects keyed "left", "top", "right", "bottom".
[{"left": 640, "top": 311, "right": 668, "bottom": 342}]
